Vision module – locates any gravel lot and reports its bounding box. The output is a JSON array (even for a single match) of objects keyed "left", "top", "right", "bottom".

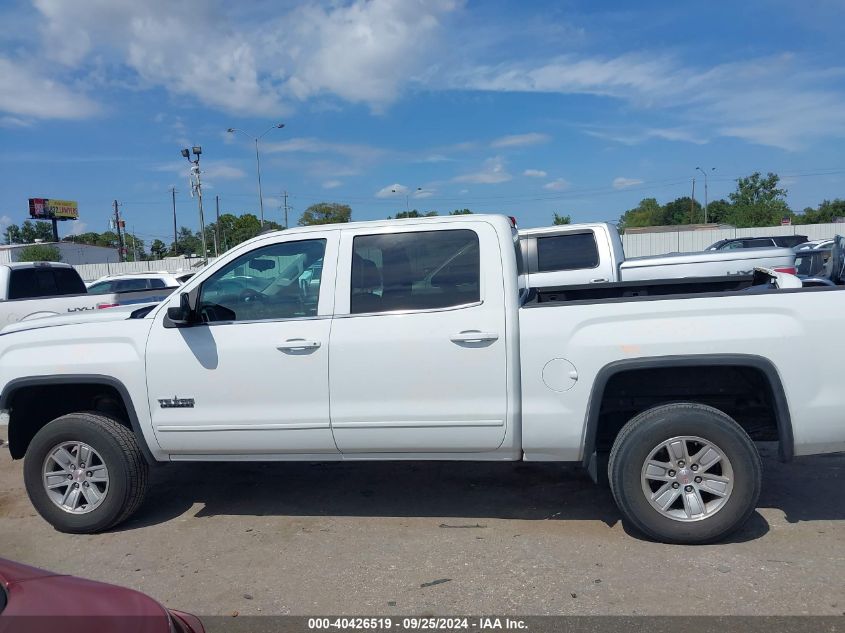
[{"left": 1, "top": 426, "right": 844, "bottom": 617}]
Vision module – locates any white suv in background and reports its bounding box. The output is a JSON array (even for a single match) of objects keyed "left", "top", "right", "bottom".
[{"left": 86, "top": 272, "right": 183, "bottom": 294}]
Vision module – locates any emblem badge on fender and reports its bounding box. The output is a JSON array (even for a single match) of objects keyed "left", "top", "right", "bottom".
[{"left": 158, "top": 396, "right": 195, "bottom": 409}]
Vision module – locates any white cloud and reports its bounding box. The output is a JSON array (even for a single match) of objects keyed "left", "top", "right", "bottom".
[
  {"left": 153, "top": 160, "right": 245, "bottom": 180},
  {"left": 0, "top": 116, "right": 33, "bottom": 128},
  {"left": 453, "top": 156, "right": 511, "bottom": 184},
  {"left": 322, "top": 180, "right": 342, "bottom": 189},
  {"left": 414, "top": 188, "right": 435, "bottom": 199},
  {"left": 584, "top": 127, "right": 708, "bottom": 146},
  {"left": 0, "top": 215, "right": 11, "bottom": 227},
  {"left": 263, "top": 137, "right": 386, "bottom": 162},
  {"left": 450, "top": 52, "right": 845, "bottom": 150},
  {"left": 523, "top": 169, "right": 547, "bottom": 178},
  {"left": 612, "top": 177, "right": 644, "bottom": 189},
  {"left": 543, "top": 178, "right": 570, "bottom": 191},
  {"left": 68, "top": 220, "right": 88, "bottom": 236},
  {"left": 375, "top": 183, "right": 408, "bottom": 198},
  {"left": 279, "top": 0, "right": 461, "bottom": 109},
  {"left": 0, "top": 57, "right": 99, "bottom": 120},
  {"left": 491, "top": 132, "right": 550, "bottom": 148}
]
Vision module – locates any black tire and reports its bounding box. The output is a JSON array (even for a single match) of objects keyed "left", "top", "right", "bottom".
[
  {"left": 608, "top": 402, "right": 762, "bottom": 545},
  {"left": 23, "top": 412, "right": 149, "bottom": 534}
]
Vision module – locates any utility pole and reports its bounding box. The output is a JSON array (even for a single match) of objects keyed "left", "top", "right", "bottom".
[
  {"left": 282, "top": 190, "right": 291, "bottom": 229},
  {"left": 690, "top": 178, "right": 696, "bottom": 225},
  {"left": 696, "top": 167, "right": 715, "bottom": 224},
  {"left": 132, "top": 224, "right": 139, "bottom": 262},
  {"left": 214, "top": 195, "right": 220, "bottom": 257},
  {"left": 113, "top": 199, "right": 125, "bottom": 262},
  {"left": 170, "top": 187, "right": 178, "bottom": 252}
]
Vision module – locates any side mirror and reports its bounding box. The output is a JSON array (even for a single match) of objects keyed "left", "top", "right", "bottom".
[{"left": 165, "top": 292, "right": 197, "bottom": 327}]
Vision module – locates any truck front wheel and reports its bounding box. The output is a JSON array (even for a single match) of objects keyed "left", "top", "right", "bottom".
[
  {"left": 23, "top": 412, "right": 149, "bottom": 534},
  {"left": 608, "top": 402, "right": 762, "bottom": 544}
]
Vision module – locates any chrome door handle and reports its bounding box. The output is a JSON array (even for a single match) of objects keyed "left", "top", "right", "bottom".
[
  {"left": 450, "top": 330, "right": 499, "bottom": 343},
  {"left": 277, "top": 339, "right": 321, "bottom": 351}
]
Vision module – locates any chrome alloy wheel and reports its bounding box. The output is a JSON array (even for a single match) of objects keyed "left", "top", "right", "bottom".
[
  {"left": 42, "top": 441, "right": 110, "bottom": 514},
  {"left": 640, "top": 435, "right": 734, "bottom": 522}
]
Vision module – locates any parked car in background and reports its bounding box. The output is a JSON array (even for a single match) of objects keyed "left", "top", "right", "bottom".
[
  {"left": 519, "top": 223, "right": 797, "bottom": 288},
  {"left": 706, "top": 235, "right": 808, "bottom": 251},
  {"left": 86, "top": 272, "right": 183, "bottom": 294},
  {"left": 2, "top": 215, "right": 842, "bottom": 546},
  {"left": 794, "top": 239, "right": 834, "bottom": 251},
  {"left": 799, "top": 235, "right": 845, "bottom": 287},
  {"left": 0, "top": 262, "right": 179, "bottom": 326},
  {"left": 793, "top": 249, "right": 831, "bottom": 279},
  {"left": 0, "top": 557, "right": 204, "bottom": 632}
]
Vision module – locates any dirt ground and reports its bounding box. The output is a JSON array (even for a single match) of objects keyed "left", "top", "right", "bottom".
[{"left": 1, "top": 427, "right": 844, "bottom": 617}]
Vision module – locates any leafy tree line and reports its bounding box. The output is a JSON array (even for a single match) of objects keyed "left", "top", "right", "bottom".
[{"left": 618, "top": 171, "right": 845, "bottom": 231}]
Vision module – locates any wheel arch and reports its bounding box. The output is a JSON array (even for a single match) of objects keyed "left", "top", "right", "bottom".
[
  {"left": 1, "top": 374, "right": 154, "bottom": 464},
  {"left": 582, "top": 354, "right": 794, "bottom": 475}
]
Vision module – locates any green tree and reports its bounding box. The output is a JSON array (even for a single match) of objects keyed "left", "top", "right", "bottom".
[
  {"left": 552, "top": 213, "right": 571, "bottom": 225},
  {"left": 20, "top": 221, "right": 54, "bottom": 243},
  {"left": 704, "top": 199, "right": 731, "bottom": 224},
  {"left": 298, "top": 202, "right": 352, "bottom": 226},
  {"left": 3, "top": 224, "right": 22, "bottom": 244},
  {"left": 727, "top": 172, "right": 791, "bottom": 227},
  {"left": 662, "top": 197, "right": 702, "bottom": 225},
  {"left": 449, "top": 209, "right": 473, "bottom": 215},
  {"left": 17, "top": 244, "right": 61, "bottom": 262},
  {"left": 618, "top": 198, "right": 663, "bottom": 230},
  {"left": 389, "top": 210, "right": 438, "bottom": 219},
  {"left": 4, "top": 221, "right": 54, "bottom": 244},
  {"left": 794, "top": 199, "right": 845, "bottom": 225},
  {"left": 150, "top": 239, "right": 168, "bottom": 259},
  {"left": 171, "top": 226, "right": 202, "bottom": 257}
]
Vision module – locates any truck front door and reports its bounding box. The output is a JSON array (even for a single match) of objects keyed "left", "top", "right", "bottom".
[
  {"left": 145, "top": 232, "right": 339, "bottom": 456},
  {"left": 328, "top": 222, "right": 508, "bottom": 453}
]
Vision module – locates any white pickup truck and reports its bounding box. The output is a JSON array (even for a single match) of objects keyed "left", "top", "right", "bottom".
[
  {"left": 519, "top": 223, "right": 797, "bottom": 287},
  {"left": 1, "top": 215, "right": 840, "bottom": 544},
  {"left": 0, "top": 261, "right": 178, "bottom": 326}
]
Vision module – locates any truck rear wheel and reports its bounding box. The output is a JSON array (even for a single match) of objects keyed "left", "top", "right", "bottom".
[
  {"left": 608, "top": 402, "right": 761, "bottom": 544},
  {"left": 23, "top": 412, "right": 149, "bottom": 534}
]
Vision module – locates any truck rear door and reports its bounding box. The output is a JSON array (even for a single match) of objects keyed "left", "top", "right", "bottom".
[{"left": 328, "top": 221, "right": 508, "bottom": 453}]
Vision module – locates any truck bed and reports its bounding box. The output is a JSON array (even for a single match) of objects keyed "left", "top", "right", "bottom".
[{"left": 525, "top": 274, "right": 826, "bottom": 305}]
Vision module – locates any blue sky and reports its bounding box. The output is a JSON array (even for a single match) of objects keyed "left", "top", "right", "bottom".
[{"left": 2, "top": 0, "right": 845, "bottom": 245}]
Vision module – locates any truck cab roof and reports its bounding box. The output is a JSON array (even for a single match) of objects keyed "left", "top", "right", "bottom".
[{"left": 1, "top": 261, "right": 75, "bottom": 270}]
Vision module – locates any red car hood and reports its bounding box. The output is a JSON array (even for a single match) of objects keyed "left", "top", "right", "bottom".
[{"left": 0, "top": 558, "right": 171, "bottom": 633}]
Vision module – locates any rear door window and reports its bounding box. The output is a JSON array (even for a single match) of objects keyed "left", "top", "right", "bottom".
[
  {"left": 8, "top": 267, "right": 83, "bottom": 299},
  {"left": 350, "top": 229, "right": 480, "bottom": 314},
  {"left": 52, "top": 267, "right": 86, "bottom": 295},
  {"left": 536, "top": 233, "right": 599, "bottom": 272}
]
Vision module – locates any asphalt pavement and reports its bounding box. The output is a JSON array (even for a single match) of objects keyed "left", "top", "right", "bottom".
[{"left": 1, "top": 426, "right": 844, "bottom": 617}]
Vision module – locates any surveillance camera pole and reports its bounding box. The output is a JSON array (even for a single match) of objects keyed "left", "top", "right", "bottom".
[{"left": 183, "top": 147, "right": 208, "bottom": 265}]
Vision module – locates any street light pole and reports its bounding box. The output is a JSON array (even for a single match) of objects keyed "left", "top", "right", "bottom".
[
  {"left": 696, "top": 166, "right": 715, "bottom": 224},
  {"left": 182, "top": 146, "right": 208, "bottom": 265},
  {"left": 391, "top": 187, "right": 423, "bottom": 216},
  {"left": 227, "top": 123, "right": 285, "bottom": 226}
]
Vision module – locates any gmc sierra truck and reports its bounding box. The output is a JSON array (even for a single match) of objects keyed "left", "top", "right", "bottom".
[
  {"left": 0, "top": 261, "right": 178, "bottom": 325},
  {"left": 519, "top": 223, "right": 797, "bottom": 287},
  {"left": 0, "top": 215, "right": 841, "bottom": 544}
]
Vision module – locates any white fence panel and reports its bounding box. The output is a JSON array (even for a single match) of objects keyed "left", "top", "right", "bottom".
[
  {"left": 75, "top": 257, "right": 218, "bottom": 282},
  {"left": 621, "top": 222, "right": 845, "bottom": 257}
]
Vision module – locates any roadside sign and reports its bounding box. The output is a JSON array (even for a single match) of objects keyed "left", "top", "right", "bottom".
[{"left": 28, "top": 198, "right": 79, "bottom": 220}]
